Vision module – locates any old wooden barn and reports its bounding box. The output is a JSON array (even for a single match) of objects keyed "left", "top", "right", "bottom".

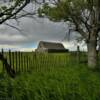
[{"left": 35, "top": 41, "right": 69, "bottom": 53}]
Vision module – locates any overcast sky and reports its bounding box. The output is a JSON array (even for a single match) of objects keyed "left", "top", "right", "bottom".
[{"left": 0, "top": 2, "right": 87, "bottom": 51}]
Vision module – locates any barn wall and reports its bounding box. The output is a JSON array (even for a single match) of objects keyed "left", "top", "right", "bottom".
[{"left": 47, "top": 49, "right": 69, "bottom": 53}]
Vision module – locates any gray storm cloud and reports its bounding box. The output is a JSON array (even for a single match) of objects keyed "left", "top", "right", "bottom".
[
  {"left": 0, "top": 17, "right": 86, "bottom": 51},
  {"left": 0, "top": 18, "right": 67, "bottom": 44}
]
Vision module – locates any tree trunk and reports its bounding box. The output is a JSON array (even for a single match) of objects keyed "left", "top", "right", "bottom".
[{"left": 87, "top": 33, "right": 97, "bottom": 69}]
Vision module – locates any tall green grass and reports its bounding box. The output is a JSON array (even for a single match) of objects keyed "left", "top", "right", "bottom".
[{"left": 0, "top": 63, "right": 100, "bottom": 100}]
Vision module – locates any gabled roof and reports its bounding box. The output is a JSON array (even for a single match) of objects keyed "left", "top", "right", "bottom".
[{"left": 39, "top": 41, "right": 65, "bottom": 49}]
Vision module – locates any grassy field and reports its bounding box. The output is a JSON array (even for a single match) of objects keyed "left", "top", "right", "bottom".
[{"left": 0, "top": 52, "right": 100, "bottom": 100}]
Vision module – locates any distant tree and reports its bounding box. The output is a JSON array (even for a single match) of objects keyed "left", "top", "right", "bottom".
[{"left": 38, "top": 0, "right": 100, "bottom": 69}]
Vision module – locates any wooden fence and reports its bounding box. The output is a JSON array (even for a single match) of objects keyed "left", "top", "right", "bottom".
[
  {"left": 2, "top": 50, "right": 33, "bottom": 73},
  {"left": 0, "top": 49, "right": 87, "bottom": 78}
]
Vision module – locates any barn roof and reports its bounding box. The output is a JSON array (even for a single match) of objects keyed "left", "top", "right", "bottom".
[{"left": 39, "top": 41, "right": 65, "bottom": 49}]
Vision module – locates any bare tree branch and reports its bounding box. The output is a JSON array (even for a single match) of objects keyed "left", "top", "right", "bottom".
[
  {"left": 4, "top": 22, "right": 22, "bottom": 32},
  {"left": 0, "top": 0, "right": 30, "bottom": 24}
]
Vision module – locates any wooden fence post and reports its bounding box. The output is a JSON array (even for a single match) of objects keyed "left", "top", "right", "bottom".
[
  {"left": 18, "top": 51, "right": 21, "bottom": 72},
  {"left": 12, "top": 52, "right": 15, "bottom": 70},
  {"left": 29, "top": 57, "right": 31, "bottom": 71},
  {"left": 26, "top": 56, "right": 28, "bottom": 71},
  {"left": 15, "top": 51, "right": 18, "bottom": 72},
  {"left": 24, "top": 56, "right": 26, "bottom": 71},
  {"left": 21, "top": 52, "right": 23, "bottom": 72},
  {"left": 27, "top": 56, "right": 28, "bottom": 71},
  {"left": 77, "top": 45, "right": 80, "bottom": 63},
  {"left": 9, "top": 49, "right": 12, "bottom": 68},
  {"left": 2, "top": 49, "right": 5, "bottom": 71}
]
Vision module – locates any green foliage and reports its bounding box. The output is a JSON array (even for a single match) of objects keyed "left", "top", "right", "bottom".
[
  {"left": 0, "top": 0, "right": 29, "bottom": 24},
  {"left": 39, "top": 0, "right": 88, "bottom": 22},
  {"left": 39, "top": 0, "right": 99, "bottom": 23},
  {"left": 1, "top": 6, "right": 7, "bottom": 11},
  {"left": 39, "top": 1, "right": 71, "bottom": 21}
]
